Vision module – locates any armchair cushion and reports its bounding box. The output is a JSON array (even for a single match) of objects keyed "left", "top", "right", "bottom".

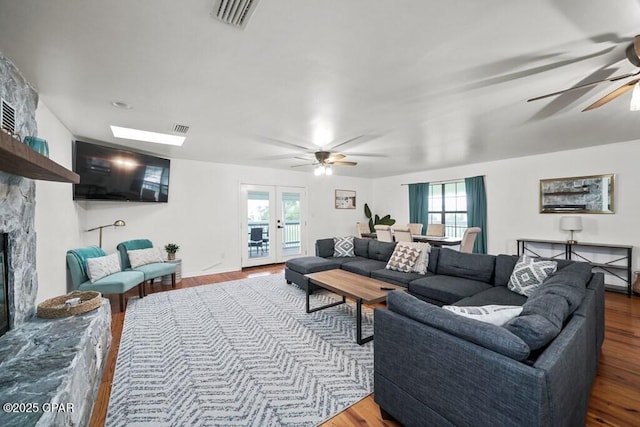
[{"left": 78, "top": 270, "right": 145, "bottom": 295}]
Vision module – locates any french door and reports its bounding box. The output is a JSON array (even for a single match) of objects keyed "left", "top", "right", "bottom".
[{"left": 240, "top": 185, "right": 306, "bottom": 267}]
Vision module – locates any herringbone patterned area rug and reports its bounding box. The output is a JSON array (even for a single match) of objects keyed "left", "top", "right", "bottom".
[{"left": 106, "top": 273, "right": 374, "bottom": 426}]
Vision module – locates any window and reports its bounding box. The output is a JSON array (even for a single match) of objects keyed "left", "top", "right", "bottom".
[{"left": 427, "top": 181, "right": 467, "bottom": 238}]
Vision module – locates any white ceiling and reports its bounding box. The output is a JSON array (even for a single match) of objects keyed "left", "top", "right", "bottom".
[{"left": 2, "top": 0, "right": 640, "bottom": 178}]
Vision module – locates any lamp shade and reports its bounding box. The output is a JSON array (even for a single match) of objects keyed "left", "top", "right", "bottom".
[{"left": 560, "top": 216, "right": 582, "bottom": 231}]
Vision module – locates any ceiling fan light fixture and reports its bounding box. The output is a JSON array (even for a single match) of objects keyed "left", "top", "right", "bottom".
[
  {"left": 314, "top": 165, "right": 324, "bottom": 176},
  {"left": 630, "top": 82, "right": 640, "bottom": 111},
  {"left": 325, "top": 166, "right": 333, "bottom": 176}
]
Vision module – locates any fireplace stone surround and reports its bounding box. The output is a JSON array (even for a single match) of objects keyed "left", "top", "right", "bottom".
[{"left": 0, "top": 53, "right": 111, "bottom": 426}]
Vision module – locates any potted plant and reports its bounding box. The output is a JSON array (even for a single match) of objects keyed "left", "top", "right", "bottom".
[{"left": 164, "top": 243, "right": 180, "bottom": 260}]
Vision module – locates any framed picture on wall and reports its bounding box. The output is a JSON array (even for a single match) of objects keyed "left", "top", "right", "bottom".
[
  {"left": 539, "top": 173, "right": 615, "bottom": 214},
  {"left": 335, "top": 190, "right": 356, "bottom": 209}
]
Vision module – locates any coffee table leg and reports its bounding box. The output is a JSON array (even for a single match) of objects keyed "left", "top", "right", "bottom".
[
  {"left": 306, "top": 284, "right": 346, "bottom": 313},
  {"left": 356, "top": 298, "right": 373, "bottom": 345}
]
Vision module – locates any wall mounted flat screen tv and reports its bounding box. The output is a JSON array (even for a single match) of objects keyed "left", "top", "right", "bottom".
[{"left": 73, "top": 140, "right": 170, "bottom": 202}]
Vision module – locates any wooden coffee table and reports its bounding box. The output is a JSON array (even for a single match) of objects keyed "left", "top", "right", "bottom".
[{"left": 304, "top": 269, "right": 405, "bottom": 345}]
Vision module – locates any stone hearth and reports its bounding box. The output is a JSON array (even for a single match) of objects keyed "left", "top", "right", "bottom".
[{"left": 0, "top": 53, "right": 111, "bottom": 426}]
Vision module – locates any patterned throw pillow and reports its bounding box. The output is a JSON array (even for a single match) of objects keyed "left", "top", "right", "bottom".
[
  {"left": 443, "top": 305, "right": 523, "bottom": 326},
  {"left": 385, "top": 243, "right": 421, "bottom": 273},
  {"left": 86, "top": 253, "right": 121, "bottom": 283},
  {"left": 128, "top": 247, "right": 165, "bottom": 268},
  {"left": 333, "top": 236, "right": 355, "bottom": 257},
  {"left": 508, "top": 255, "right": 558, "bottom": 296},
  {"left": 397, "top": 241, "right": 430, "bottom": 274}
]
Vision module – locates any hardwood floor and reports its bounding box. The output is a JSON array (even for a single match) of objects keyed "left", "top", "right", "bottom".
[{"left": 90, "top": 266, "right": 640, "bottom": 426}]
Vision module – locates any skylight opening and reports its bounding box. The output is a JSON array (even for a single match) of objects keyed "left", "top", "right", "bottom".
[{"left": 110, "top": 125, "right": 185, "bottom": 146}]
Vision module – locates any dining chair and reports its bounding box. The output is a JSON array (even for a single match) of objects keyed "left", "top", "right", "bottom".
[
  {"left": 374, "top": 225, "right": 394, "bottom": 242},
  {"left": 426, "top": 224, "right": 446, "bottom": 237},
  {"left": 407, "top": 223, "right": 423, "bottom": 236},
  {"left": 392, "top": 227, "right": 413, "bottom": 242},
  {"left": 356, "top": 222, "right": 370, "bottom": 238},
  {"left": 459, "top": 227, "right": 481, "bottom": 253}
]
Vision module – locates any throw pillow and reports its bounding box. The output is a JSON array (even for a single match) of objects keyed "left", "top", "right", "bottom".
[
  {"left": 333, "top": 236, "right": 355, "bottom": 257},
  {"left": 86, "top": 253, "right": 121, "bottom": 283},
  {"left": 507, "top": 255, "right": 558, "bottom": 296},
  {"left": 395, "top": 241, "right": 430, "bottom": 274},
  {"left": 443, "top": 305, "right": 523, "bottom": 326},
  {"left": 128, "top": 247, "right": 164, "bottom": 268},
  {"left": 385, "top": 243, "right": 421, "bottom": 273}
]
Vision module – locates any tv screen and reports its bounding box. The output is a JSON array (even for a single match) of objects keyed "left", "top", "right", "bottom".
[{"left": 73, "top": 140, "right": 170, "bottom": 202}]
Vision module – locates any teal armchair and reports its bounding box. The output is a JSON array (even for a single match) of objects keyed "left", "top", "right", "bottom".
[
  {"left": 117, "top": 239, "right": 176, "bottom": 296},
  {"left": 66, "top": 246, "right": 145, "bottom": 311}
]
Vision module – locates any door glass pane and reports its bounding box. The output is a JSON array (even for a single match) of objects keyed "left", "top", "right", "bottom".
[
  {"left": 281, "top": 192, "right": 301, "bottom": 257},
  {"left": 247, "top": 191, "right": 269, "bottom": 259}
]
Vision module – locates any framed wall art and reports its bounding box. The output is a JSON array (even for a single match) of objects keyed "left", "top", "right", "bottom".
[
  {"left": 539, "top": 174, "right": 615, "bottom": 214},
  {"left": 335, "top": 189, "right": 356, "bottom": 209}
]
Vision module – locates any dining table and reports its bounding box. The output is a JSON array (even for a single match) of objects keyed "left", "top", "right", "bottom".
[{"left": 360, "top": 232, "right": 462, "bottom": 247}]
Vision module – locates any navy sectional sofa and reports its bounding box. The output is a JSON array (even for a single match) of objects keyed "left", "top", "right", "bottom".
[{"left": 285, "top": 237, "right": 605, "bottom": 426}]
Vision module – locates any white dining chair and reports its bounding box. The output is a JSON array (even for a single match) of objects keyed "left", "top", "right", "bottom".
[
  {"left": 407, "top": 223, "right": 423, "bottom": 236},
  {"left": 426, "top": 224, "right": 446, "bottom": 237},
  {"left": 392, "top": 227, "right": 413, "bottom": 242},
  {"left": 459, "top": 227, "right": 481, "bottom": 253},
  {"left": 374, "top": 225, "right": 394, "bottom": 242}
]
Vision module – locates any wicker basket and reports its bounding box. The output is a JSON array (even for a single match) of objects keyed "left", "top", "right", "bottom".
[{"left": 37, "top": 290, "right": 102, "bottom": 319}]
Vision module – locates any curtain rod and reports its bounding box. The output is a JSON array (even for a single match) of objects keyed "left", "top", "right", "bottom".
[{"left": 400, "top": 175, "right": 484, "bottom": 186}]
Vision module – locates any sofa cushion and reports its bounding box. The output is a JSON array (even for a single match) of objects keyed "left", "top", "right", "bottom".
[
  {"left": 285, "top": 256, "right": 340, "bottom": 274},
  {"left": 494, "top": 254, "right": 519, "bottom": 286},
  {"left": 427, "top": 246, "right": 440, "bottom": 273},
  {"left": 385, "top": 243, "right": 421, "bottom": 273},
  {"left": 342, "top": 259, "right": 388, "bottom": 277},
  {"left": 368, "top": 240, "right": 397, "bottom": 262},
  {"left": 315, "top": 238, "right": 335, "bottom": 258},
  {"left": 436, "top": 248, "right": 495, "bottom": 284},
  {"left": 531, "top": 262, "right": 591, "bottom": 313},
  {"left": 442, "top": 305, "right": 523, "bottom": 326},
  {"left": 353, "top": 237, "right": 370, "bottom": 257},
  {"left": 324, "top": 256, "right": 369, "bottom": 266},
  {"left": 408, "top": 275, "right": 493, "bottom": 305},
  {"left": 333, "top": 236, "right": 355, "bottom": 257},
  {"left": 455, "top": 286, "right": 527, "bottom": 307},
  {"left": 371, "top": 269, "right": 427, "bottom": 287},
  {"left": 507, "top": 255, "right": 557, "bottom": 296},
  {"left": 387, "top": 291, "right": 530, "bottom": 361}
]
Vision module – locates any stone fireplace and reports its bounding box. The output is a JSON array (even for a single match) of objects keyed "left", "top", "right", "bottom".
[{"left": 0, "top": 53, "right": 111, "bottom": 426}]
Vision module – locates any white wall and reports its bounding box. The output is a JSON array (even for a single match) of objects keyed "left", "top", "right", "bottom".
[
  {"left": 75, "top": 161, "right": 372, "bottom": 277},
  {"left": 34, "top": 103, "right": 83, "bottom": 303},
  {"left": 372, "top": 140, "right": 640, "bottom": 270}
]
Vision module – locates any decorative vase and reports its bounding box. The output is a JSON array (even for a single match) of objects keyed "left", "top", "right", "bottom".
[
  {"left": 168, "top": 253, "right": 176, "bottom": 261},
  {"left": 23, "top": 136, "right": 49, "bottom": 157}
]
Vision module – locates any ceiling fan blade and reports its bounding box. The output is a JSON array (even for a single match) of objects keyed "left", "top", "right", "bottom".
[
  {"left": 258, "top": 136, "right": 314, "bottom": 152},
  {"left": 329, "top": 161, "right": 358, "bottom": 166},
  {"left": 326, "top": 134, "right": 379, "bottom": 152},
  {"left": 290, "top": 162, "right": 314, "bottom": 168},
  {"left": 326, "top": 153, "right": 346, "bottom": 162},
  {"left": 527, "top": 70, "right": 640, "bottom": 102},
  {"left": 582, "top": 78, "right": 640, "bottom": 111}
]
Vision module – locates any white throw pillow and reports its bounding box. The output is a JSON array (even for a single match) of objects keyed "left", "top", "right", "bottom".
[
  {"left": 396, "top": 241, "right": 430, "bottom": 274},
  {"left": 128, "top": 247, "right": 164, "bottom": 268},
  {"left": 385, "top": 243, "right": 421, "bottom": 273},
  {"left": 86, "top": 253, "right": 121, "bottom": 283},
  {"left": 333, "top": 236, "right": 355, "bottom": 257},
  {"left": 443, "top": 305, "right": 523, "bottom": 326},
  {"left": 508, "top": 255, "right": 558, "bottom": 296}
]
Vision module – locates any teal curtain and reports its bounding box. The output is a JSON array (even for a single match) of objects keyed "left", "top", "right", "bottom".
[
  {"left": 464, "top": 176, "right": 487, "bottom": 254},
  {"left": 408, "top": 183, "right": 429, "bottom": 234}
]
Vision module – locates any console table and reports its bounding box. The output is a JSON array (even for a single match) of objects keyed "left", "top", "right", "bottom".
[{"left": 517, "top": 239, "right": 633, "bottom": 296}]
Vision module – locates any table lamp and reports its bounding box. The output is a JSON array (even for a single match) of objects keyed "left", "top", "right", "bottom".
[
  {"left": 87, "top": 219, "right": 126, "bottom": 247},
  {"left": 560, "top": 216, "right": 582, "bottom": 244}
]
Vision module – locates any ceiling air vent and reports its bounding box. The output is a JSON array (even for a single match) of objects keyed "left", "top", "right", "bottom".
[
  {"left": 172, "top": 124, "right": 190, "bottom": 135},
  {"left": 1, "top": 99, "right": 16, "bottom": 134},
  {"left": 211, "top": 0, "right": 260, "bottom": 29}
]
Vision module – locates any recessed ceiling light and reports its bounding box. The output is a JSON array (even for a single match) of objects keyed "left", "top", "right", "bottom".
[
  {"left": 111, "top": 101, "right": 132, "bottom": 110},
  {"left": 110, "top": 125, "right": 186, "bottom": 146}
]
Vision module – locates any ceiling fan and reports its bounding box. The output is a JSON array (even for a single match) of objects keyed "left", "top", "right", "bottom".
[
  {"left": 528, "top": 35, "right": 640, "bottom": 111},
  {"left": 291, "top": 151, "right": 357, "bottom": 175}
]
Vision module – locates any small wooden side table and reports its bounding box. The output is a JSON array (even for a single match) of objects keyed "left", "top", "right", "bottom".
[{"left": 161, "top": 258, "right": 182, "bottom": 285}]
